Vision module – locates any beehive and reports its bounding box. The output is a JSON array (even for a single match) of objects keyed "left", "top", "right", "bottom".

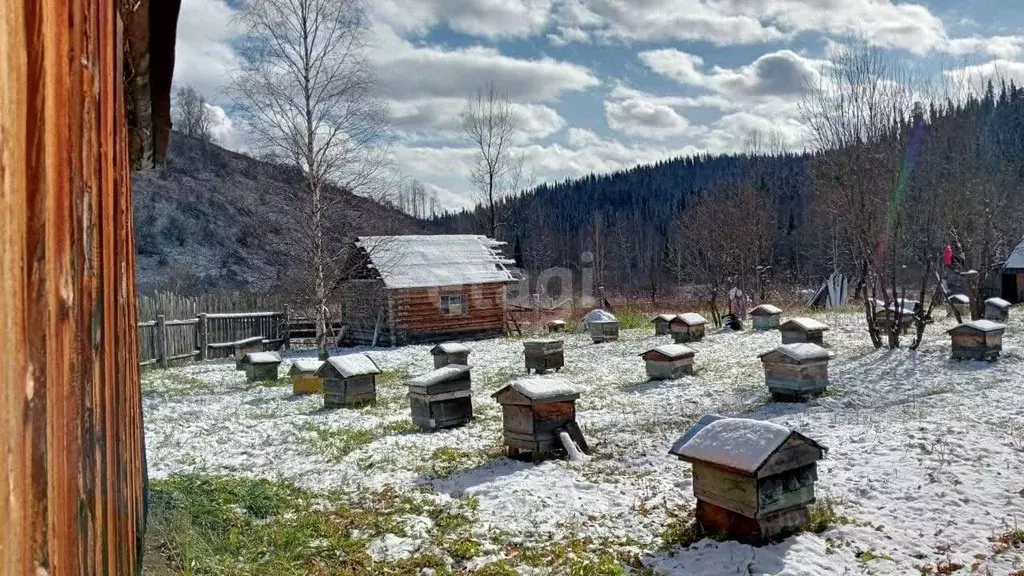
[
  {"left": 583, "top": 309, "right": 619, "bottom": 343},
  {"left": 758, "top": 343, "right": 832, "bottom": 401},
  {"left": 524, "top": 339, "right": 564, "bottom": 374},
  {"left": 947, "top": 294, "right": 970, "bottom": 318},
  {"left": 242, "top": 351, "right": 282, "bottom": 383},
  {"left": 985, "top": 297, "right": 1011, "bottom": 322},
  {"left": 652, "top": 313, "right": 676, "bottom": 335},
  {"left": 669, "top": 416, "right": 827, "bottom": 545},
  {"left": 641, "top": 344, "right": 697, "bottom": 379},
  {"left": 948, "top": 320, "right": 1006, "bottom": 361},
  {"left": 750, "top": 305, "right": 782, "bottom": 330},
  {"left": 493, "top": 378, "right": 586, "bottom": 461},
  {"left": 430, "top": 342, "right": 471, "bottom": 369},
  {"left": 547, "top": 319, "right": 566, "bottom": 333},
  {"left": 317, "top": 354, "right": 381, "bottom": 408},
  {"left": 671, "top": 313, "right": 707, "bottom": 343},
  {"left": 288, "top": 359, "right": 324, "bottom": 395},
  {"left": 232, "top": 336, "right": 265, "bottom": 370},
  {"left": 779, "top": 318, "right": 829, "bottom": 345},
  {"left": 408, "top": 364, "right": 473, "bottom": 431}
]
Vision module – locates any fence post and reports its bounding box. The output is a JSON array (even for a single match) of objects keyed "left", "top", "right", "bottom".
[
  {"left": 198, "top": 313, "right": 209, "bottom": 361},
  {"left": 283, "top": 305, "right": 291, "bottom": 350},
  {"left": 156, "top": 314, "right": 168, "bottom": 369}
]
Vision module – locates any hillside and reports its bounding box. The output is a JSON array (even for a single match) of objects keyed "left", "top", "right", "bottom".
[{"left": 132, "top": 134, "right": 422, "bottom": 294}]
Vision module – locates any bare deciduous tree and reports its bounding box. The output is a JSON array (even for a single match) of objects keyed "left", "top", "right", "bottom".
[
  {"left": 231, "top": 0, "right": 392, "bottom": 357},
  {"left": 461, "top": 82, "right": 525, "bottom": 238},
  {"left": 173, "top": 85, "right": 215, "bottom": 142}
]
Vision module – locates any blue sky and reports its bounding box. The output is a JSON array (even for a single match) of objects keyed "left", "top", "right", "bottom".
[{"left": 173, "top": 0, "right": 1024, "bottom": 210}]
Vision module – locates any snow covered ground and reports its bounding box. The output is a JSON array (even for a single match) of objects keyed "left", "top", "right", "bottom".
[{"left": 143, "top": 309, "right": 1024, "bottom": 574}]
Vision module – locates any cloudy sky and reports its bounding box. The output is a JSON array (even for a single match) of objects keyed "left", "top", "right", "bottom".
[{"left": 174, "top": 0, "right": 1024, "bottom": 210}]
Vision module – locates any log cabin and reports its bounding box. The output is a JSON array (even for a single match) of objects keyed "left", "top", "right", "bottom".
[
  {"left": 242, "top": 352, "right": 282, "bottom": 383},
  {"left": 407, "top": 364, "right": 473, "bottom": 430},
  {"left": 318, "top": 354, "right": 382, "bottom": 408},
  {"left": 984, "top": 297, "right": 1011, "bottom": 322},
  {"left": 430, "top": 342, "right": 471, "bottom": 368},
  {"left": 669, "top": 416, "right": 827, "bottom": 544},
  {"left": 758, "top": 343, "right": 832, "bottom": 400},
  {"left": 750, "top": 305, "right": 782, "bottom": 330},
  {"left": 341, "top": 235, "right": 517, "bottom": 346},
  {"left": 2, "top": 1, "right": 181, "bottom": 572},
  {"left": 289, "top": 359, "right": 324, "bottom": 395},
  {"left": 779, "top": 318, "right": 829, "bottom": 345},
  {"left": 641, "top": 344, "right": 697, "bottom": 379},
  {"left": 493, "top": 378, "right": 586, "bottom": 460},
  {"left": 948, "top": 320, "right": 1006, "bottom": 361},
  {"left": 1001, "top": 240, "right": 1024, "bottom": 303},
  {"left": 671, "top": 313, "right": 708, "bottom": 343}
]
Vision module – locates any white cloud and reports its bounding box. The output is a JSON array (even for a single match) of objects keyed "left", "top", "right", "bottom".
[
  {"left": 547, "top": 26, "right": 591, "bottom": 46},
  {"left": 389, "top": 98, "right": 566, "bottom": 142},
  {"left": 943, "top": 59, "right": 1024, "bottom": 93},
  {"left": 171, "top": 0, "right": 239, "bottom": 100},
  {"left": 943, "top": 36, "right": 1024, "bottom": 60},
  {"left": 639, "top": 48, "right": 821, "bottom": 98},
  {"left": 604, "top": 96, "right": 691, "bottom": 140},
  {"left": 371, "top": 0, "right": 554, "bottom": 39}
]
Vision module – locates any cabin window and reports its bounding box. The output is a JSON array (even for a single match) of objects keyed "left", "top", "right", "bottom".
[{"left": 439, "top": 294, "right": 467, "bottom": 316}]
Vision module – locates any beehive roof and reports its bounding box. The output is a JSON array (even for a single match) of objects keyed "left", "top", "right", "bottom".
[
  {"left": 652, "top": 313, "right": 676, "bottom": 322},
  {"left": 1005, "top": 239, "right": 1024, "bottom": 269},
  {"left": 547, "top": 319, "right": 566, "bottom": 326},
  {"left": 319, "top": 354, "right": 381, "bottom": 378},
  {"left": 356, "top": 235, "right": 515, "bottom": 289},
  {"left": 675, "top": 313, "right": 707, "bottom": 326},
  {"left": 582, "top": 309, "right": 618, "bottom": 325},
  {"left": 759, "top": 343, "right": 831, "bottom": 362},
  {"left": 431, "top": 342, "right": 470, "bottom": 355},
  {"left": 948, "top": 320, "right": 1006, "bottom": 334},
  {"left": 781, "top": 317, "right": 829, "bottom": 331},
  {"left": 641, "top": 344, "right": 696, "bottom": 360},
  {"left": 493, "top": 376, "right": 580, "bottom": 402},
  {"left": 669, "top": 417, "right": 816, "bottom": 474},
  {"left": 243, "top": 351, "right": 281, "bottom": 365},
  {"left": 408, "top": 364, "right": 470, "bottom": 387},
  {"left": 288, "top": 359, "right": 323, "bottom": 374},
  {"left": 750, "top": 304, "right": 782, "bottom": 316},
  {"left": 985, "top": 297, "right": 1011, "bottom": 310},
  {"left": 949, "top": 294, "right": 970, "bottom": 304}
]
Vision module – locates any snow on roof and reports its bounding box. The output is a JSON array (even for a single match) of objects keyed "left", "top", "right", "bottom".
[
  {"left": 760, "top": 343, "right": 831, "bottom": 362},
  {"left": 652, "top": 313, "right": 676, "bottom": 322},
  {"left": 547, "top": 319, "right": 566, "bottom": 326},
  {"left": 408, "top": 364, "right": 470, "bottom": 387},
  {"left": 886, "top": 299, "right": 919, "bottom": 312},
  {"left": 431, "top": 342, "right": 470, "bottom": 355},
  {"left": 750, "top": 304, "right": 782, "bottom": 316},
  {"left": 671, "top": 417, "right": 794, "bottom": 473},
  {"left": 782, "top": 317, "right": 829, "bottom": 331},
  {"left": 675, "top": 313, "right": 707, "bottom": 326},
  {"left": 321, "top": 354, "right": 380, "bottom": 378},
  {"left": 356, "top": 235, "right": 515, "bottom": 289},
  {"left": 499, "top": 377, "right": 580, "bottom": 401},
  {"left": 950, "top": 320, "right": 1006, "bottom": 333},
  {"left": 582, "top": 309, "right": 618, "bottom": 325},
  {"left": 642, "top": 344, "right": 696, "bottom": 359},
  {"left": 288, "top": 359, "right": 323, "bottom": 374},
  {"left": 1005, "top": 239, "right": 1024, "bottom": 269},
  {"left": 668, "top": 414, "right": 724, "bottom": 455},
  {"left": 244, "top": 351, "right": 281, "bottom": 364},
  {"left": 524, "top": 338, "right": 562, "bottom": 346},
  {"left": 985, "top": 297, "right": 1011, "bottom": 310},
  {"left": 949, "top": 294, "right": 970, "bottom": 304}
]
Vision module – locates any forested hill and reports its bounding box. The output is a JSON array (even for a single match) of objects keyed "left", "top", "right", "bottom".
[{"left": 432, "top": 80, "right": 1024, "bottom": 299}]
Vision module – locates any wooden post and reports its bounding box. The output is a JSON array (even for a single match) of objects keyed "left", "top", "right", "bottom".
[
  {"left": 533, "top": 293, "right": 541, "bottom": 333},
  {"left": 198, "top": 313, "right": 209, "bottom": 360},
  {"left": 157, "top": 314, "right": 168, "bottom": 368},
  {"left": 283, "top": 305, "right": 291, "bottom": 350}
]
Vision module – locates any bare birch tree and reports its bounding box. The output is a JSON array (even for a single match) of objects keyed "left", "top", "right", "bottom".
[
  {"left": 232, "top": 0, "right": 391, "bottom": 357},
  {"left": 173, "top": 85, "right": 215, "bottom": 142},
  {"left": 461, "top": 82, "right": 525, "bottom": 238}
]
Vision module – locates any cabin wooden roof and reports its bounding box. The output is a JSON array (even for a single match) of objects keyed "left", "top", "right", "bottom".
[
  {"left": 669, "top": 417, "right": 825, "bottom": 476},
  {"left": 759, "top": 343, "right": 832, "bottom": 363},
  {"left": 243, "top": 352, "right": 281, "bottom": 365},
  {"left": 288, "top": 359, "right": 323, "bottom": 375},
  {"left": 985, "top": 297, "right": 1011, "bottom": 310},
  {"left": 948, "top": 320, "right": 1006, "bottom": 334},
  {"left": 493, "top": 377, "right": 580, "bottom": 404},
  {"left": 750, "top": 304, "right": 782, "bottom": 316},
  {"left": 318, "top": 354, "right": 381, "bottom": 378},
  {"left": 641, "top": 344, "right": 696, "bottom": 360},
  {"left": 674, "top": 313, "right": 707, "bottom": 326},
  {"left": 780, "top": 317, "right": 829, "bottom": 332},
  {"left": 431, "top": 342, "right": 470, "bottom": 355},
  {"left": 355, "top": 235, "right": 515, "bottom": 289},
  {"left": 408, "top": 364, "right": 471, "bottom": 388}
]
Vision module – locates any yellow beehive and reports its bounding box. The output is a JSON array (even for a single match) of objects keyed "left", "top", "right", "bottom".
[{"left": 289, "top": 359, "right": 324, "bottom": 394}]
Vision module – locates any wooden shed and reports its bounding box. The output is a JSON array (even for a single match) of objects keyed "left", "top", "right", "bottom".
[
  {"left": 758, "top": 344, "right": 833, "bottom": 400},
  {"left": 984, "top": 297, "right": 1011, "bottom": 322},
  {"left": 431, "top": 342, "right": 471, "bottom": 368},
  {"left": 547, "top": 319, "right": 566, "bottom": 333},
  {"left": 2, "top": 0, "right": 181, "bottom": 572},
  {"left": 671, "top": 313, "right": 708, "bottom": 343},
  {"left": 317, "top": 354, "right": 382, "bottom": 408},
  {"left": 243, "top": 352, "right": 282, "bottom": 383},
  {"left": 948, "top": 320, "right": 1006, "bottom": 361},
  {"left": 289, "top": 359, "right": 324, "bottom": 395},
  {"left": 342, "top": 235, "right": 516, "bottom": 346},
  {"left": 641, "top": 344, "right": 697, "bottom": 379},
  {"left": 779, "top": 318, "right": 829, "bottom": 345},
  {"left": 947, "top": 294, "right": 970, "bottom": 318},
  {"left": 408, "top": 364, "right": 473, "bottom": 430},
  {"left": 493, "top": 378, "right": 587, "bottom": 460},
  {"left": 524, "top": 339, "right": 565, "bottom": 373},
  {"left": 652, "top": 313, "right": 676, "bottom": 335},
  {"left": 232, "top": 336, "right": 265, "bottom": 369},
  {"left": 1001, "top": 240, "right": 1024, "bottom": 303},
  {"left": 669, "top": 416, "right": 827, "bottom": 544},
  {"left": 750, "top": 305, "right": 782, "bottom": 330}
]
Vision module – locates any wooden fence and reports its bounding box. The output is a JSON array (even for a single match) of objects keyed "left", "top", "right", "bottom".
[
  {"left": 137, "top": 290, "right": 295, "bottom": 322},
  {"left": 139, "top": 311, "right": 290, "bottom": 367}
]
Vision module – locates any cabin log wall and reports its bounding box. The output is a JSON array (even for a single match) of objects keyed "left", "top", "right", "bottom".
[{"left": 389, "top": 283, "right": 506, "bottom": 345}]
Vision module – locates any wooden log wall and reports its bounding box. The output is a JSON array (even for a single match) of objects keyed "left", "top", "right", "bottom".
[
  {"left": 1, "top": 1, "right": 146, "bottom": 573},
  {"left": 390, "top": 282, "right": 507, "bottom": 345}
]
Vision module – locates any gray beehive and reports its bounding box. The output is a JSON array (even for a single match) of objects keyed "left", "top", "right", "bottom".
[
  {"left": 232, "top": 336, "right": 265, "bottom": 370},
  {"left": 547, "top": 319, "right": 566, "bottom": 333},
  {"left": 671, "top": 313, "right": 707, "bottom": 343},
  {"left": 524, "top": 339, "right": 564, "bottom": 374},
  {"left": 948, "top": 320, "right": 1006, "bottom": 361},
  {"left": 583, "top": 309, "right": 619, "bottom": 343},
  {"left": 947, "top": 294, "right": 970, "bottom": 318},
  {"left": 758, "top": 343, "right": 832, "bottom": 401},
  {"left": 317, "top": 354, "right": 381, "bottom": 408},
  {"left": 640, "top": 344, "right": 696, "bottom": 379},
  {"left": 652, "top": 313, "right": 676, "bottom": 335},
  {"left": 407, "top": 364, "right": 473, "bottom": 431},
  {"left": 242, "top": 351, "right": 281, "bottom": 383},
  {"left": 430, "top": 342, "right": 471, "bottom": 369},
  {"left": 779, "top": 317, "right": 829, "bottom": 345},
  {"left": 984, "top": 297, "right": 1011, "bottom": 322},
  {"left": 669, "top": 416, "right": 827, "bottom": 545},
  {"left": 750, "top": 305, "right": 782, "bottom": 330}
]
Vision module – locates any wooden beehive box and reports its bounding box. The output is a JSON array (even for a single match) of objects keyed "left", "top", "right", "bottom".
[
  {"left": 750, "top": 305, "right": 782, "bottom": 330},
  {"left": 524, "top": 339, "right": 564, "bottom": 374},
  {"left": 430, "top": 342, "right": 471, "bottom": 369},
  {"left": 588, "top": 320, "right": 619, "bottom": 343},
  {"left": 288, "top": 359, "right": 324, "bottom": 395},
  {"left": 875, "top": 299, "right": 918, "bottom": 334},
  {"left": 669, "top": 416, "right": 827, "bottom": 545},
  {"left": 779, "top": 318, "right": 829, "bottom": 345},
  {"left": 671, "top": 313, "right": 707, "bottom": 343},
  {"left": 317, "top": 354, "right": 381, "bottom": 408},
  {"left": 641, "top": 344, "right": 696, "bottom": 379},
  {"left": 407, "top": 364, "right": 473, "bottom": 431},
  {"left": 492, "top": 377, "right": 586, "bottom": 460},
  {"left": 652, "top": 313, "right": 676, "bottom": 335},
  {"left": 985, "top": 297, "right": 1011, "bottom": 322},
  {"left": 947, "top": 294, "right": 970, "bottom": 318},
  {"left": 547, "top": 319, "right": 566, "bottom": 333},
  {"left": 242, "top": 351, "right": 282, "bottom": 383},
  {"left": 758, "top": 343, "right": 832, "bottom": 401},
  {"left": 948, "top": 320, "right": 1006, "bottom": 361},
  {"left": 232, "top": 336, "right": 265, "bottom": 370}
]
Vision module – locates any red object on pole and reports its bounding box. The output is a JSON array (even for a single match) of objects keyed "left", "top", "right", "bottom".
[{"left": 943, "top": 245, "right": 953, "bottom": 266}]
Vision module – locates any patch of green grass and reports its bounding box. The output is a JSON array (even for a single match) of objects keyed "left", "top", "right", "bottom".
[
  {"left": 377, "top": 368, "right": 407, "bottom": 388},
  {"left": 422, "top": 443, "right": 504, "bottom": 479},
  {"left": 806, "top": 495, "right": 857, "bottom": 533},
  {"left": 475, "top": 560, "right": 520, "bottom": 576},
  {"left": 302, "top": 422, "right": 376, "bottom": 461},
  {"left": 857, "top": 550, "right": 894, "bottom": 563}
]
